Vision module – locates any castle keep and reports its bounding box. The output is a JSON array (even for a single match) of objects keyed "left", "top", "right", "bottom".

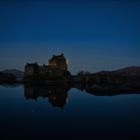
[{"left": 25, "top": 53, "right": 70, "bottom": 80}]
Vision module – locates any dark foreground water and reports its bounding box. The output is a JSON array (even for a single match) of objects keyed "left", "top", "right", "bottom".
[{"left": 0, "top": 85, "right": 140, "bottom": 140}]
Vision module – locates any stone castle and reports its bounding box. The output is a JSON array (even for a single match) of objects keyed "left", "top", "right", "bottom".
[{"left": 25, "top": 53, "right": 70, "bottom": 79}]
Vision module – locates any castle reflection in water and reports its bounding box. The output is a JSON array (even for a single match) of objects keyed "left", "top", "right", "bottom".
[
  {"left": 24, "top": 82, "right": 140, "bottom": 109},
  {"left": 24, "top": 85, "right": 70, "bottom": 109}
]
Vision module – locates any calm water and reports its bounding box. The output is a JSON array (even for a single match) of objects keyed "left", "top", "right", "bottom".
[{"left": 0, "top": 85, "right": 140, "bottom": 140}]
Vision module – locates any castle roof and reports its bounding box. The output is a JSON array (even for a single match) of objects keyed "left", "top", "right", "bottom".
[
  {"left": 25, "top": 63, "right": 39, "bottom": 68},
  {"left": 50, "top": 53, "right": 66, "bottom": 61}
]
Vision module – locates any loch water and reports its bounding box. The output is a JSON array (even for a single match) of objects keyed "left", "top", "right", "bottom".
[{"left": 0, "top": 85, "right": 140, "bottom": 140}]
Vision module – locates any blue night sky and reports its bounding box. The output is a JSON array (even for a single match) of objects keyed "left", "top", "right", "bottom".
[{"left": 0, "top": 0, "right": 140, "bottom": 74}]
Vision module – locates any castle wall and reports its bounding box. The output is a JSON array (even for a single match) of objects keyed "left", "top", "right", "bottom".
[{"left": 24, "top": 54, "right": 69, "bottom": 79}]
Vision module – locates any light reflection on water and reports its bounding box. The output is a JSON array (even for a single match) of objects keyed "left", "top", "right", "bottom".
[{"left": 0, "top": 85, "right": 140, "bottom": 140}]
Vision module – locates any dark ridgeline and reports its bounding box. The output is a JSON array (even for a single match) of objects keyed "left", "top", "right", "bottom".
[
  {"left": 0, "top": 72, "right": 16, "bottom": 84},
  {"left": 1, "top": 69, "right": 24, "bottom": 80},
  {"left": 75, "top": 68, "right": 140, "bottom": 97}
]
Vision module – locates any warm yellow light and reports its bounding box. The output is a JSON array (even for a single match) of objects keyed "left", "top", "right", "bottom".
[{"left": 66, "top": 60, "right": 69, "bottom": 65}]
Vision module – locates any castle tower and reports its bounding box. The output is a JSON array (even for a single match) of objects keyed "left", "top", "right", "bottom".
[{"left": 49, "top": 53, "right": 68, "bottom": 71}]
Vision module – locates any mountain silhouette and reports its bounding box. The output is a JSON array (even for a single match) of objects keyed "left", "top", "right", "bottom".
[
  {"left": 1, "top": 69, "right": 24, "bottom": 80},
  {"left": 112, "top": 66, "right": 140, "bottom": 76}
]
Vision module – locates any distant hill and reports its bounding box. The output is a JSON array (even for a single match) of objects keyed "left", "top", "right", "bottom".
[
  {"left": 112, "top": 66, "right": 140, "bottom": 76},
  {"left": 1, "top": 69, "right": 24, "bottom": 80},
  {"left": 93, "top": 66, "right": 140, "bottom": 76},
  {"left": 0, "top": 72, "right": 16, "bottom": 83}
]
